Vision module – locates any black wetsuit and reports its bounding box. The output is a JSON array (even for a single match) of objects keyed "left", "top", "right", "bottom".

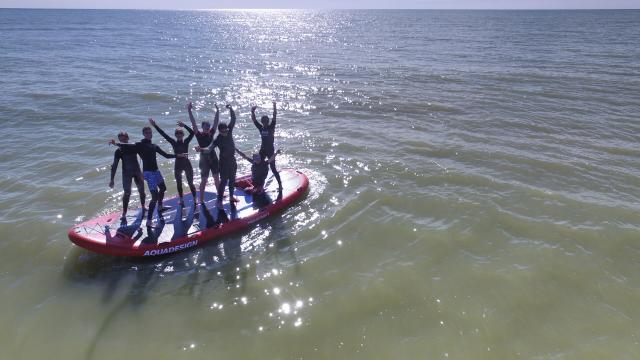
[
  {"left": 110, "top": 148, "right": 145, "bottom": 212},
  {"left": 209, "top": 109, "right": 237, "bottom": 202},
  {"left": 153, "top": 123, "right": 196, "bottom": 200},
  {"left": 118, "top": 139, "right": 175, "bottom": 172},
  {"left": 117, "top": 139, "right": 175, "bottom": 220},
  {"left": 251, "top": 161, "right": 269, "bottom": 190},
  {"left": 253, "top": 112, "right": 281, "bottom": 187},
  {"left": 187, "top": 124, "right": 219, "bottom": 179}
]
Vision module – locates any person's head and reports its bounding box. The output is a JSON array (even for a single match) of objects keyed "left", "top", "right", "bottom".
[
  {"left": 218, "top": 122, "right": 229, "bottom": 136},
  {"left": 117, "top": 131, "right": 129, "bottom": 143},
  {"left": 201, "top": 121, "right": 211, "bottom": 133},
  {"left": 175, "top": 128, "right": 184, "bottom": 139},
  {"left": 252, "top": 153, "right": 262, "bottom": 163},
  {"left": 261, "top": 115, "right": 269, "bottom": 127},
  {"left": 142, "top": 126, "right": 152, "bottom": 140}
]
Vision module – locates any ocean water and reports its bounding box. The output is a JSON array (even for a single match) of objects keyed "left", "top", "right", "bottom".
[{"left": 1, "top": 8, "right": 640, "bottom": 359}]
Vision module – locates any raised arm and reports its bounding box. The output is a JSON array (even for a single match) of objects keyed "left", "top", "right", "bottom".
[
  {"left": 251, "top": 105, "right": 262, "bottom": 129},
  {"left": 178, "top": 121, "right": 195, "bottom": 144},
  {"left": 235, "top": 148, "right": 252, "bottom": 163},
  {"left": 212, "top": 103, "right": 220, "bottom": 135},
  {"left": 150, "top": 119, "right": 175, "bottom": 146},
  {"left": 226, "top": 104, "right": 236, "bottom": 130},
  {"left": 271, "top": 101, "right": 277, "bottom": 128},
  {"left": 181, "top": 122, "right": 194, "bottom": 136},
  {"left": 187, "top": 102, "right": 199, "bottom": 133}
]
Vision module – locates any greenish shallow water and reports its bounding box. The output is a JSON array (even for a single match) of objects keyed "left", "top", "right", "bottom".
[{"left": 1, "top": 9, "right": 640, "bottom": 359}]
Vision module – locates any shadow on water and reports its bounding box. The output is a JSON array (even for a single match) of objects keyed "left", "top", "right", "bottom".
[
  {"left": 62, "top": 189, "right": 304, "bottom": 359},
  {"left": 62, "top": 205, "right": 241, "bottom": 299},
  {"left": 259, "top": 213, "right": 299, "bottom": 271},
  {"left": 62, "top": 232, "right": 244, "bottom": 359}
]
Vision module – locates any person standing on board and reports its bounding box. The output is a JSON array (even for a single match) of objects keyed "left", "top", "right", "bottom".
[
  {"left": 109, "top": 131, "right": 146, "bottom": 220},
  {"left": 186, "top": 102, "right": 220, "bottom": 205},
  {"left": 251, "top": 101, "right": 282, "bottom": 189},
  {"left": 197, "top": 104, "right": 237, "bottom": 209},
  {"left": 149, "top": 118, "right": 196, "bottom": 207},
  {"left": 112, "top": 121, "right": 180, "bottom": 226}
]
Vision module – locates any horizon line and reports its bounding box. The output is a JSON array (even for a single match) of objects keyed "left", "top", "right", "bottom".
[{"left": 2, "top": 7, "right": 640, "bottom": 10}]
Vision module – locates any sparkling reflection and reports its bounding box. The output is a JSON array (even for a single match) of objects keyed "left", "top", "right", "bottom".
[{"left": 79, "top": 9, "right": 358, "bottom": 341}]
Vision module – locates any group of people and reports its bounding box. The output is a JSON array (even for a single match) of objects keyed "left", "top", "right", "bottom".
[{"left": 109, "top": 101, "right": 283, "bottom": 227}]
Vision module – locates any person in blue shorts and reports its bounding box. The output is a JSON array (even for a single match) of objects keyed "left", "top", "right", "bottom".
[{"left": 112, "top": 121, "right": 181, "bottom": 226}]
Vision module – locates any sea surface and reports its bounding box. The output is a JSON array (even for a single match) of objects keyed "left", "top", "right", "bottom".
[{"left": 1, "top": 8, "right": 640, "bottom": 359}]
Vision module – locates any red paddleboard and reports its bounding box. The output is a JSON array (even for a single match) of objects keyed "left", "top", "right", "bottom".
[{"left": 68, "top": 169, "right": 309, "bottom": 257}]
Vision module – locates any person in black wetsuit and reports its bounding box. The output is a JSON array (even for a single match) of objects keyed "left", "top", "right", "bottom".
[
  {"left": 187, "top": 102, "right": 220, "bottom": 204},
  {"left": 149, "top": 118, "right": 196, "bottom": 207},
  {"left": 251, "top": 101, "right": 282, "bottom": 189},
  {"left": 109, "top": 131, "right": 146, "bottom": 219},
  {"left": 236, "top": 148, "right": 281, "bottom": 195},
  {"left": 197, "top": 104, "right": 237, "bottom": 209},
  {"left": 113, "top": 121, "right": 180, "bottom": 226}
]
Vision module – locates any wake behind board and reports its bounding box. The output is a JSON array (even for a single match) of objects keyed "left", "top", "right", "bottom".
[{"left": 68, "top": 169, "right": 309, "bottom": 257}]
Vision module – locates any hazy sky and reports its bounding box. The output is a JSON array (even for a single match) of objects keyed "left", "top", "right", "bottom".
[{"left": 1, "top": 0, "right": 638, "bottom": 9}]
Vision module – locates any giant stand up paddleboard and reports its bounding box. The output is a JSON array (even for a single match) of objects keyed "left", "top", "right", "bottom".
[{"left": 68, "top": 169, "right": 309, "bottom": 257}]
